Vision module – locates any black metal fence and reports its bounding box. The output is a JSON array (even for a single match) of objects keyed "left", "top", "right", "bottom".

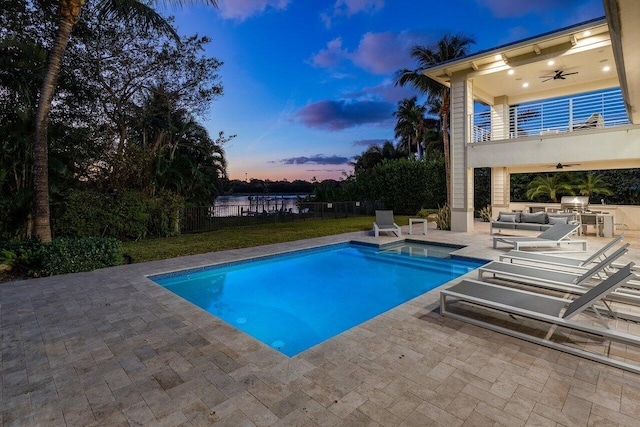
[{"left": 181, "top": 201, "right": 384, "bottom": 234}]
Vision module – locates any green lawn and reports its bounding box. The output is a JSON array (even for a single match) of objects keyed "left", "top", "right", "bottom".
[{"left": 123, "top": 216, "right": 412, "bottom": 263}]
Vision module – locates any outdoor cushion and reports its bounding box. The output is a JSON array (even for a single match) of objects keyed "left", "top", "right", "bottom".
[
  {"left": 520, "top": 212, "right": 547, "bottom": 224},
  {"left": 548, "top": 216, "right": 569, "bottom": 225},
  {"left": 498, "top": 212, "right": 521, "bottom": 222},
  {"left": 499, "top": 214, "right": 517, "bottom": 223}
]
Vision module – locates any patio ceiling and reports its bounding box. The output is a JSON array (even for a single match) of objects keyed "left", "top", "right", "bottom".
[
  {"left": 424, "top": 19, "right": 618, "bottom": 106},
  {"left": 425, "top": 0, "right": 640, "bottom": 121}
]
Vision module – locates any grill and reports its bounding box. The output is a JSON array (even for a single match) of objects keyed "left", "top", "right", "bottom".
[{"left": 560, "top": 196, "right": 590, "bottom": 212}]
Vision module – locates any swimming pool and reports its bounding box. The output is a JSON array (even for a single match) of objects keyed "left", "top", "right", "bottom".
[{"left": 151, "top": 242, "right": 486, "bottom": 356}]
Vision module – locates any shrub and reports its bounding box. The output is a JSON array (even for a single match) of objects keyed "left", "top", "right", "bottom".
[
  {"left": 357, "top": 158, "right": 446, "bottom": 214},
  {"left": 0, "top": 238, "right": 44, "bottom": 276},
  {"left": 53, "top": 189, "right": 183, "bottom": 240},
  {"left": 435, "top": 204, "right": 451, "bottom": 230},
  {"left": 478, "top": 205, "right": 492, "bottom": 222},
  {"left": 0, "top": 237, "right": 122, "bottom": 277},
  {"left": 416, "top": 208, "right": 439, "bottom": 220}
]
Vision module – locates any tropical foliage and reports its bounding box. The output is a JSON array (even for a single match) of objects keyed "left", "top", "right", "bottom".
[
  {"left": 525, "top": 174, "right": 574, "bottom": 202},
  {"left": 350, "top": 141, "right": 407, "bottom": 174},
  {"left": 22, "top": 0, "right": 219, "bottom": 241},
  {"left": 394, "top": 33, "right": 476, "bottom": 205},
  {"left": 0, "top": 0, "right": 227, "bottom": 240}
]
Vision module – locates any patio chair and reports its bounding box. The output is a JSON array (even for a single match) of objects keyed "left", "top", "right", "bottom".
[
  {"left": 480, "top": 244, "right": 629, "bottom": 287},
  {"left": 440, "top": 264, "right": 640, "bottom": 374},
  {"left": 479, "top": 244, "right": 640, "bottom": 311},
  {"left": 493, "top": 223, "right": 586, "bottom": 251},
  {"left": 499, "top": 235, "right": 635, "bottom": 271},
  {"left": 373, "top": 210, "right": 401, "bottom": 237}
]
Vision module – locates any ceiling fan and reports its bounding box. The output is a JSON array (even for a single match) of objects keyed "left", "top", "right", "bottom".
[
  {"left": 552, "top": 162, "right": 580, "bottom": 169},
  {"left": 539, "top": 69, "right": 578, "bottom": 82}
]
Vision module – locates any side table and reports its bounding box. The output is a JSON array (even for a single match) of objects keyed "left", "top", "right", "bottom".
[{"left": 409, "top": 218, "right": 427, "bottom": 235}]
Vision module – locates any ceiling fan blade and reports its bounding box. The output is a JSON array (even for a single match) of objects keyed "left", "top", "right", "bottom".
[
  {"left": 559, "top": 76, "right": 566, "bottom": 79},
  {"left": 541, "top": 77, "right": 553, "bottom": 82},
  {"left": 563, "top": 72, "right": 579, "bottom": 76}
]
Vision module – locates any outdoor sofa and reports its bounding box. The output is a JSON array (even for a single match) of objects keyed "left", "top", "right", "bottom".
[{"left": 490, "top": 211, "right": 577, "bottom": 235}]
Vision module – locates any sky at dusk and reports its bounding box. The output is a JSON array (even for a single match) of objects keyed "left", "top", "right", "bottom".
[{"left": 168, "top": 0, "right": 604, "bottom": 182}]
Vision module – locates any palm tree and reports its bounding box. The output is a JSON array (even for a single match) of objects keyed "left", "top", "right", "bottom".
[
  {"left": 526, "top": 174, "right": 573, "bottom": 203},
  {"left": 573, "top": 173, "right": 613, "bottom": 200},
  {"left": 394, "top": 33, "right": 475, "bottom": 205},
  {"left": 33, "top": 0, "right": 218, "bottom": 242},
  {"left": 393, "top": 97, "right": 427, "bottom": 158}
]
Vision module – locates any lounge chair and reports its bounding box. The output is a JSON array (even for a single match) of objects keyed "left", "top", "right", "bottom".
[
  {"left": 373, "top": 210, "right": 401, "bottom": 237},
  {"left": 493, "top": 223, "right": 586, "bottom": 251},
  {"left": 440, "top": 264, "right": 640, "bottom": 374},
  {"left": 499, "top": 235, "right": 634, "bottom": 270},
  {"left": 479, "top": 244, "right": 640, "bottom": 310},
  {"left": 480, "top": 244, "right": 629, "bottom": 288}
]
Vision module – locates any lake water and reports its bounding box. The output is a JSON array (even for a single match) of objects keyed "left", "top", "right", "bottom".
[{"left": 214, "top": 195, "right": 308, "bottom": 216}]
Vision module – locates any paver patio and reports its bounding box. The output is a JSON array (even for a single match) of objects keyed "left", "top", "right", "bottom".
[{"left": 2, "top": 222, "right": 640, "bottom": 426}]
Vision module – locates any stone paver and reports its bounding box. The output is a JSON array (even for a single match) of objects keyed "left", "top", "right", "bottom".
[{"left": 2, "top": 222, "right": 640, "bottom": 426}]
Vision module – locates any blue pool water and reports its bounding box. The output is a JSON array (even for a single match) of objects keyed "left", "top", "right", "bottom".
[{"left": 151, "top": 242, "right": 486, "bottom": 356}]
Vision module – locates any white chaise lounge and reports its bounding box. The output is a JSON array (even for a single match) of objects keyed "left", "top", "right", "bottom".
[
  {"left": 499, "top": 235, "right": 637, "bottom": 272},
  {"left": 493, "top": 223, "right": 586, "bottom": 251},
  {"left": 440, "top": 264, "right": 640, "bottom": 374}
]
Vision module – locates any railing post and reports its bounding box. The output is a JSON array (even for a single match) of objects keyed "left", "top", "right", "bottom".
[{"left": 569, "top": 98, "right": 573, "bottom": 132}]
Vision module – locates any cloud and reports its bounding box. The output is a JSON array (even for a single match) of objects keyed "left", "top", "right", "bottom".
[
  {"left": 321, "top": 0, "right": 384, "bottom": 28},
  {"left": 308, "top": 38, "right": 348, "bottom": 69},
  {"left": 295, "top": 99, "right": 394, "bottom": 130},
  {"left": 309, "top": 31, "right": 433, "bottom": 74},
  {"left": 351, "top": 32, "right": 423, "bottom": 74},
  {"left": 218, "top": 0, "right": 290, "bottom": 21},
  {"left": 277, "top": 155, "right": 351, "bottom": 165},
  {"left": 347, "top": 79, "right": 418, "bottom": 103},
  {"left": 353, "top": 139, "right": 387, "bottom": 146}
]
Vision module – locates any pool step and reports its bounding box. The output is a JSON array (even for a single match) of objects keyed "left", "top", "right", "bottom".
[{"left": 344, "top": 248, "right": 478, "bottom": 276}]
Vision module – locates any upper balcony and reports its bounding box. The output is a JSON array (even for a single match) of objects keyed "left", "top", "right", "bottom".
[{"left": 471, "top": 88, "right": 630, "bottom": 143}]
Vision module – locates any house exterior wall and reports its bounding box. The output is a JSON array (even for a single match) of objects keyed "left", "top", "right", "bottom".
[
  {"left": 467, "top": 125, "right": 640, "bottom": 170},
  {"left": 450, "top": 77, "right": 475, "bottom": 232}
]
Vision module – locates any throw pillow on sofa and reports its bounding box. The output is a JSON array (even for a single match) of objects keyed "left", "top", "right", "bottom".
[
  {"left": 497, "top": 212, "right": 521, "bottom": 222},
  {"left": 548, "top": 216, "right": 569, "bottom": 225},
  {"left": 520, "top": 212, "right": 547, "bottom": 224},
  {"left": 498, "top": 214, "right": 517, "bottom": 223}
]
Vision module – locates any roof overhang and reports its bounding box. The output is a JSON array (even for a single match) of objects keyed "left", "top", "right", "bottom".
[
  {"left": 423, "top": 1, "right": 640, "bottom": 121},
  {"left": 423, "top": 18, "right": 616, "bottom": 106},
  {"left": 604, "top": 0, "right": 640, "bottom": 123}
]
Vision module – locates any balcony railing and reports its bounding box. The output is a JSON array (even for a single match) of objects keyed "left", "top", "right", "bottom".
[{"left": 471, "top": 88, "right": 630, "bottom": 143}]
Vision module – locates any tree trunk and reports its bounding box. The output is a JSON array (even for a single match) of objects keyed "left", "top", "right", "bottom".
[
  {"left": 34, "top": 17, "right": 76, "bottom": 242},
  {"left": 33, "top": 0, "right": 84, "bottom": 242}
]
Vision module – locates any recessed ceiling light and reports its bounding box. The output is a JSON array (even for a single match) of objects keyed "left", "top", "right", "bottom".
[
  {"left": 603, "top": 65, "right": 611, "bottom": 72},
  {"left": 522, "top": 82, "right": 529, "bottom": 88},
  {"left": 583, "top": 30, "right": 591, "bottom": 37},
  {"left": 547, "top": 60, "right": 555, "bottom": 66},
  {"left": 495, "top": 54, "right": 502, "bottom": 61},
  {"left": 508, "top": 69, "right": 515, "bottom": 75}
]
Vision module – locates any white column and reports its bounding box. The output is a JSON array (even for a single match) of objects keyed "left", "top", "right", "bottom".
[
  {"left": 449, "top": 76, "right": 474, "bottom": 232},
  {"left": 491, "top": 167, "right": 510, "bottom": 217},
  {"left": 490, "top": 96, "right": 510, "bottom": 140}
]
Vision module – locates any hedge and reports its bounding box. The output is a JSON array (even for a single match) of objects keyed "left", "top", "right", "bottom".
[{"left": 0, "top": 237, "right": 122, "bottom": 277}]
